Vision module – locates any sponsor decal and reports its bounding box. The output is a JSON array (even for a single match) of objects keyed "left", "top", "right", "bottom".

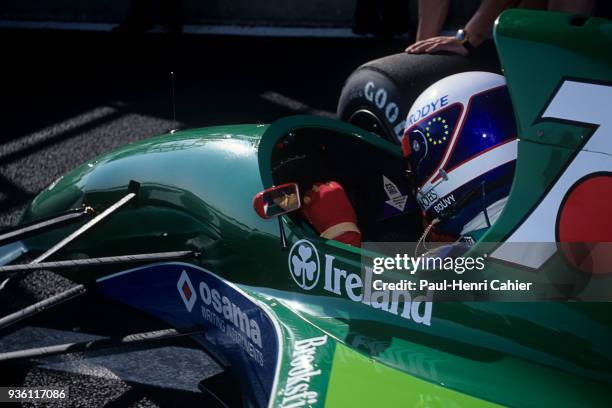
[
  {"left": 417, "top": 189, "right": 439, "bottom": 208},
  {"left": 279, "top": 335, "right": 328, "bottom": 408},
  {"left": 177, "top": 270, "right": 197, "bottom": 312},
  {"left": 288, "top": 241, "right": 433, "bottom": 326},
  {"left": 97, "top": 263, "right": 281, "bottom": 408},
  {"left": 407, "top": 95, "right": 449, "bottom": 126},
  {"left": 289, "top": 240, "right": 321, "bottom": 290},
  {"left": 382, "top": 175, "right": 408, "bottom": 212},
  {"left": 433, "top": 194, "right": 456, "bottom": 214},
  {"left": 493, "top": 80, "right": 612, "bottom": 269},
  {"left": 363, "top": 81, "right": 407, "bottom": 141},
  {"left": 177, "top": 270, "right": 264, "bottom": 365}
]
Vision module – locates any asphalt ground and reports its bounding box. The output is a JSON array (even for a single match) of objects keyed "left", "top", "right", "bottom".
[{"left": 0, "top": 28, "right": 404, "bottom": 407}]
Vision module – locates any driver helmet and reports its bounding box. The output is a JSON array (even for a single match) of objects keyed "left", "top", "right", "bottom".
[{"left": 402, "top": 71, "right": 517, "bottom": 239}]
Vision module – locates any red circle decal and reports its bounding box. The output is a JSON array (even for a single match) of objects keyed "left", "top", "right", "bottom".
[{"left": 557, "top": 174, "right": 612, "bottom": 275}]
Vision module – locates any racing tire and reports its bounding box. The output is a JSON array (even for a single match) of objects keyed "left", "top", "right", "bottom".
[{"left": 337, "top": 42, "right": 501, "bottom": 144}]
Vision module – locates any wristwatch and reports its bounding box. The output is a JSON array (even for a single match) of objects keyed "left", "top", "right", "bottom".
[{"left": 455, "top": 28, "right": 476, "bottom": 53}]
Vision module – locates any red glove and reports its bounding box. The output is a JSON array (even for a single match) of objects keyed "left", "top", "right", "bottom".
[{"left": 301, "top": 181, "right": 362, "bottom": 247}]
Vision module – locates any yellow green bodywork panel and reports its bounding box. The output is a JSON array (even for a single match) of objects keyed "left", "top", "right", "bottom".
[{"left": 325, "top": 343, "right": 499, "bottom": 407}]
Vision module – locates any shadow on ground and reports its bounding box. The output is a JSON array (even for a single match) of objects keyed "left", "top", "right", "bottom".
[{"left": 0, "top": 30, "right": 403, "bottom": 226}]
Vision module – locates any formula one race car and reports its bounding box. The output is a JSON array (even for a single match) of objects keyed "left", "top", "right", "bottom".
[{"left": 0, "top": 9, "right": 611, "bottom": 407}]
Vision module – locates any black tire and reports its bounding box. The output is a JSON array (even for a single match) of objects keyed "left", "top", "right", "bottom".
[{"left": 337, "top": 43, "right": 501, "bottom": 144}]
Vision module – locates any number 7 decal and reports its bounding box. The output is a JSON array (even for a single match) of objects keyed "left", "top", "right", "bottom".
[{"left": 492, "top": 79, "right": 612, "bottom": 270}]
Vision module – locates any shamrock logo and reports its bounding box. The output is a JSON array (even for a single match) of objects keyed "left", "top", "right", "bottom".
[{"left": 288, "top": 240, "right": 320, "bottom": 290}]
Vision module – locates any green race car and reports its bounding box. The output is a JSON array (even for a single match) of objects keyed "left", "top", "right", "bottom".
[{"left": 0, "top": 9, "right": 611, "bottom": 407}]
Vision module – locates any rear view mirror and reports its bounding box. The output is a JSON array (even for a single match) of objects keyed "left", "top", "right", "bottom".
[{"left": 253, "top": 183, "right": 301, "bottom": 219}]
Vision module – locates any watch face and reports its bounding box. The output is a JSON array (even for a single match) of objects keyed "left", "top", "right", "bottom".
[{"left": 456, "top": 29, "right": 466, "bottom": 42}]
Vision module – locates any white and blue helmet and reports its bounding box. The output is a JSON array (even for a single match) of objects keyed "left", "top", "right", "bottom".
[{"left": 403, "top": 72, "right": 518, "bottom": 238}]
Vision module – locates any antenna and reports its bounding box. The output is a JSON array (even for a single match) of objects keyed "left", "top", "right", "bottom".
[{"left": 170, "top": 71, "right": 176, "bottom": 123}]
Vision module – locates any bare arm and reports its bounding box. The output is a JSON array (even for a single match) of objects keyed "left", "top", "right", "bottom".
[
  {"left": 464, "top": 0, "right": 515, "bottom": 47},
  {"left": 407, "top": 0, "right": 514, "bottom": 55},
  {"left": 416, "top": 0, "right": 450, "bottom": 41}
]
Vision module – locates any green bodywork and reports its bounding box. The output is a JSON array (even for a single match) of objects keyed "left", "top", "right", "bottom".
[{"left": 6, "top": 10, "right": 612, "bottom": 407}]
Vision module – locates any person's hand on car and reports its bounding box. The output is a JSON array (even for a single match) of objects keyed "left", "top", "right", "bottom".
[
  {"left": 406, "top": 0, "right": 516, "bottom": 56},
  {"left": 405, "top": 36, "right": 469, "bottom": 55}
]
